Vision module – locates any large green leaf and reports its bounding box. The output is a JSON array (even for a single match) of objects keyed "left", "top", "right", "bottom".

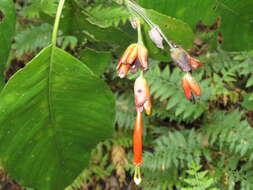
[
  {"left": 0, "top": 45, "right": 115, "bottom": 190},
  {"left": 139, "top": 0, "right": 253, "bottom": 51},
  {"left": 0, "top": 0, "right": 16, "bottom": 88}
]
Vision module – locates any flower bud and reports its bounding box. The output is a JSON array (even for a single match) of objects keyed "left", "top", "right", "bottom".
[
  {"left": 120, "top": 43, "right": 138, "bottom": 64},
  {"left": 149, "top": 26, "right": 164, "bottom": 49},
  {"left": 127, "top": 45, "right": 138, "bottom": 65},
  {"left": 182, "top": 76, "right": 192, "bottom": 100},
  {"left": 134, "top": 75, "right": 152, "bottom": 114},
  {"left": 138, "top": 44, "right": 149, "bottom": 71}
]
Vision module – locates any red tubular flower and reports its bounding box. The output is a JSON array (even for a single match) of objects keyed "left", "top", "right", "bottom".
[
  {"left": 134, "top": 75, "right": 152, "bottom": 115},
  {"left": 182, "top": 73, "right": 202, "bottom": 100},
  {"left": 170, "top": 46, "right": 203, "bottom": 72},
  {"left": 133, "top": 110, "right": 143, "bottom": 185},
  {"left": 117, "top": 43, "right": 149, "bottom": 78},
  {"left": 133, "top": 110, "right": 143, "bottom": 166}
]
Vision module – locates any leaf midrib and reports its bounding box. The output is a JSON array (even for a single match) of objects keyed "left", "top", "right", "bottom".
[{"left": 48, "top": 45, "right": 66, "bottom": 183}]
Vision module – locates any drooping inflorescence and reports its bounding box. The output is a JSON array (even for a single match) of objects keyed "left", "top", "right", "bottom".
[{"left": 117, "top": 0, "right": 204, "bottom": 185}]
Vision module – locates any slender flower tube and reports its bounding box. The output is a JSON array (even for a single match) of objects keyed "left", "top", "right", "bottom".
[
  {"left": 171, "top": 46, "right": 203, "bottom": 72},
  {"left": 133, "top": 110, "right": 143, "bottom": 185},
  {"left": 182, "top": 73, "right": 202, "bottom": 100},
  {"left": 134, "top": 74, "right": 152, "bottom": 115}
]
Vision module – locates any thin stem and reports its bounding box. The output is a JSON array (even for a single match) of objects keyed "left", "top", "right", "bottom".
[
  {"left": 52, "top": 0, "right": 66, "bottom": 46},
  {"left": 137, "top": 20, "right": 143, "bottom": 44},
  {"left": 126, "top": 0, "right": 174, "bottom": 49}
]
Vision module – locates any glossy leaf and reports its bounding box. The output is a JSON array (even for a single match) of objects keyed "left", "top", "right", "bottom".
[
  {"left": 0, "top": 0, "right": 16, "bottom": 88},
  {"left": 0, "top": 46, "right": 115, "bottom": 190}
]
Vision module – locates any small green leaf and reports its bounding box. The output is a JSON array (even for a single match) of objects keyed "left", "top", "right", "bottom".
[{"left": 0, "top": 46, "right": 115, "bottom": 190}]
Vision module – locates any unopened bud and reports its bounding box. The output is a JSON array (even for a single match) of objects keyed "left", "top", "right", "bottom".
[{"left": 149, "top": 26, "right": 164, "bottom": 49}]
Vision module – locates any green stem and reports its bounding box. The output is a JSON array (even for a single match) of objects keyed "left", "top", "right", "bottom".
[
  {"left": 126, "top": 0, "right": 174, "bottom": 49},
  {"left": 137, "top": 20, "right": 143, "bottom": 44},
  {"left": 51, "top": 0, "right": 66, "bottom": 46}
]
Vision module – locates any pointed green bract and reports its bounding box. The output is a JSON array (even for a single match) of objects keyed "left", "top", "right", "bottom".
[
  {"left": 0, "top": 45, "right": 115, "bottom": 190},
  {"left": 0, "top": 0, "right": 16, "bottom": 89}
]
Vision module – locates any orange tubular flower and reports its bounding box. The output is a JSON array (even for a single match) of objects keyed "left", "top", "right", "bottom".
[
  {"left": 182, "top": 73, "right": 202, "bottom": 100},
  {"left": 134, "top": 75, "right": 152, "bottom": 115},
  {"left": 133, "top": 110, "right": 143, "bottom": 185},
  {"left": 170, "top": 46, "right": 203, "bottom": 72},
  {"left": 117, "top": 43, "right": 149, "bottom": 78}
]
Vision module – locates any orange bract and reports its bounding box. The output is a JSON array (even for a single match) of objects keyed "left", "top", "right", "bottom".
[
  {"left": 182, "top": 73, "right": 202, "bottom": 100},
  {"left": 138, "top": 44, "right": 148, "bottom": 71},
  {"left": 182, "top": 77, "right": 192, "bottom": 100},
  {"left": 134, "top": 75, "right": 152, "bottom": 115},
  {"left": 117, "top": 43, "right": 149, "bottom": 78}
]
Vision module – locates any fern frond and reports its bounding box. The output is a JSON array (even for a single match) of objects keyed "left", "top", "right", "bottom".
[
  {"left": 143, "top": 130, "right": 204, "bottom": 171},
  {"left": 116, "top": 93, "right": 135, "bottom": 129},
  {"left": 203, "top": 110, "right": 253, "bottom": 159},
  {"left": 181, "top": 163, "right": 219, "bottom": 190},
  {"left": 13, "top": 23, "right": 52, "bottom": 58},
  {"left": 84, "top": 4, "right": 129, "bottom": 27},
  {"left": 20, "top": 0, "right": 58, "bottom": 18}
]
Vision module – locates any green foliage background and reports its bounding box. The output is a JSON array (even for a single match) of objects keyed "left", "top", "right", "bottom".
[{"left": 0, "top": 0, "right": 253, "bottom": 190}]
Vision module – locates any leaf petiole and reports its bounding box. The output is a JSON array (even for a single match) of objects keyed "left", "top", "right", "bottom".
[{"left": 51, "top": 0, "right": 66, "bottom": 46}]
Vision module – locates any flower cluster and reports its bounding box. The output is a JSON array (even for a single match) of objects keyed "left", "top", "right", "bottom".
[
  {"left": 117, "top": 39, "right": 151, "bottom": 185},
  {"left": 170, "top": 45, "right": 203, "bottom": 101},
  {"left": 117, "top": 1, "right": 204, "bottom": 185},
  {"left": 117, "top": 43, "right": 148, "bottom": 78}
]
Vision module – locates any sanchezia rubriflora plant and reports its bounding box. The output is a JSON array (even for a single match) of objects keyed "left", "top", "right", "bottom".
[{"left": 117, "top": 0, "right": 204, "bottom": 185}]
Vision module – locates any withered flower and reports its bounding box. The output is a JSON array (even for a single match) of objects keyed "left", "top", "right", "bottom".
[
  {"left": 117, "top": 43, "right": 149, "bottom": 78},
  {"left": 182, "top": 73, "right": 202, "bottom": 100},
  {"left": 170, "top": 46, "right": 203, "bottom": 72},
  {"left": 134, "top": 75, "right": 152, "bottom": 115}
]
